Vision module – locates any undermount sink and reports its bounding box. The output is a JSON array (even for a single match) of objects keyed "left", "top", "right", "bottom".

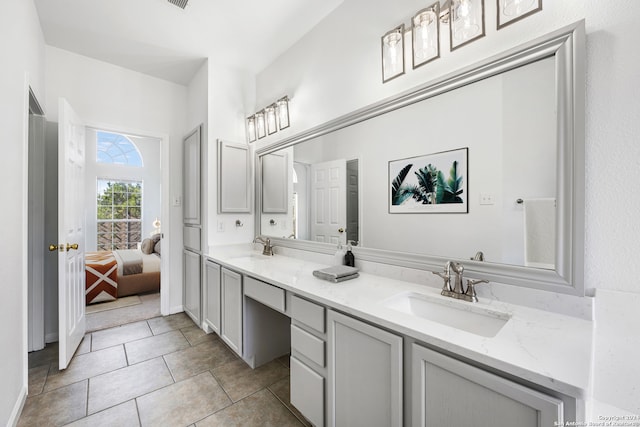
[{"left": 383, "top": 292, "right": 510, "bottom": 338}]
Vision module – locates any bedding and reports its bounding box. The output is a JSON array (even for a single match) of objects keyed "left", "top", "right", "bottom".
[{"left": 86, "top": 248, "right": 161, "bottom": 305}]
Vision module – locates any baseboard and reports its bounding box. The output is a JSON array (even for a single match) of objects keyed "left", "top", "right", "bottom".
[
  {"left": 8, "top": 385, "right": 27, "bottom": 427},
  {"left": 45, "top": 332, "right": 59, "bottom": 343}
]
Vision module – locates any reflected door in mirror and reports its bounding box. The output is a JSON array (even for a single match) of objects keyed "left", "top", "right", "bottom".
[{"left": 311, "top": 159, "right": 346, "bottom": 245}]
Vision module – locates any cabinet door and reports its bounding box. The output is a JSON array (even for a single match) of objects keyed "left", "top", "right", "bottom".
[
  {"left": 221, "top": 267, "right": 243, "bottom": 356},
  {"left": 411, "top": 344, "right": 564, "bottom": 427},
  {"left": 183, "top": 250, "right": 201, "bottom": 324},
  {"left": 183, "top": 126, "right": 201, "bottom": 225},
  {"left": 218, "top": 140, "right": 251, "bottom": 213},
  {"left": 204, "top": 260, "right": 221, "bottom": 335},
  {"left": 327, "top": 310, "right": 403, "bottom": 427}
]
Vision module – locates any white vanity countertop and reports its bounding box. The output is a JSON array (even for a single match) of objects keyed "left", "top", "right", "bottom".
[{"left": 206, "top": 244, "right": 593, "bottom": 399}]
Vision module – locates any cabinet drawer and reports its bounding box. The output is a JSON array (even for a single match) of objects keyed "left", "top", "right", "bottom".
[
  {"left": 291, "top": 324, "right": 325, "bottom": 367},
  {"left": 291, "top": 356, "right": 324, "bottom": 427},
  {"left": 183, "top": 226, "right": 201, "bottom": 252},
  {"left": 244, "top": 276, "right": 285, "bottom": 313},
  {"left": 291, "top": 295, "right": 325, "bottom": 334}
]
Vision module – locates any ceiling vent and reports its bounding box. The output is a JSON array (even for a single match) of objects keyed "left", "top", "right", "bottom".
[{"left": 167, "top": 0, "right": 188, "bottom": 9}]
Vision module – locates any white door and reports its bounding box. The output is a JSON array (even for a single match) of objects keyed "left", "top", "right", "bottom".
[
  {"left": 310, "top": 159, "right": 347, "bottom": 245},
  {"left": 57, "top": 98, "right": 86, "bottom": 370}
]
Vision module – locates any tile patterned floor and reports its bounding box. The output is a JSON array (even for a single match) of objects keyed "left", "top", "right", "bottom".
[{"left": 21, "top": 311, "right": 311, "bottom": 426}]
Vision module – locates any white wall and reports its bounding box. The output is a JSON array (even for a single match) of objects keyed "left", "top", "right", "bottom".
[
  {"left": 283, "top": 62, "right": 554, "bottom": 264},
  {"left": 0, "top": 1, "right": 45, "bottom": 424},
  {"left": 254, "top": 0, "right": 640, "bottom": 296},
  {"left": 84, "top": 129, "right": 162, "bottom": 251},
  {"left": 206, "top": 64, "right": 257, "bottom": 248},
  {"left": 45, "top": 46, "right": 188, "bottom": 314},
  {"left": 251, "top": 0, "right": 640, "bottom": 414}
]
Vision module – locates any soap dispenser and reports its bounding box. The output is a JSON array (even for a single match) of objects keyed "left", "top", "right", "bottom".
[
  {"left": 344, "top": 241, "right": 355, "bottom": 267},
  {"left": 334, "top": 242, "right": 346, "bottom": 266}
]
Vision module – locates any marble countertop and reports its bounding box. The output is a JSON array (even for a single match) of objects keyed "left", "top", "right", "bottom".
[{"left": 206, "top": 244, "right": 593, "bottom": 400}]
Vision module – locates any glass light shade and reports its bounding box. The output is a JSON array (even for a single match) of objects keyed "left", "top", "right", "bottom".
[
  {"left": 412, "top": 4, "right": 440, "bottom": 68},
  {"left": 255, "top": 110, "right": 266, "bottom": 139},
  {"left": 381, "top": 24, "right": 405, "bottom": 83},
  {"left": 277, "top": 96, "right": 290, "bottom": 130},
  {"left": 266, "top": 104, "right": 278, "bottom": 135},
  {"left": 246, "top": 115, "right": 257, "bottom": 142},
  {"left": 450, "top": 0, "right": 485, "bottom": 50},
  {"left": 502, "top": 0, "right": 535, "bottom": 16}
]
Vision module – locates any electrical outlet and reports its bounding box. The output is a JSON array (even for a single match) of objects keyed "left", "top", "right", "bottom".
[
  {"left": 217, "top": 220, "right": 225, "bottom": 232},
  {"left": 480, "top": 194, "right": 495, "bottom": 205}
]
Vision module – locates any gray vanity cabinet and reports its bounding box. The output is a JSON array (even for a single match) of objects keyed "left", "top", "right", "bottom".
[
  {"left": 203, "top": 259, "right": 221, "bottom": 335},
  {"left": 327, "top": 310, "right": 403, "bottom": 427},
  {"left": 221, "top": 267, "right": 243, "bottom": 356},
  {"left": 411, "top": 343, "right": 564, "bottom": 427},
  {"left": 183, "top": 249, "right": 201, "bottom": 324}
]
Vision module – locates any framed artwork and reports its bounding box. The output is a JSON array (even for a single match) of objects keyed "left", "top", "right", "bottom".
[
  {"left": 389, "top": 148, "right": 468, "bottom": 213},
  {"left": 449, "top": 0, "right": 485, "bottom": 51},
  {"left": 497, "top": 0, "right": 542, "bottom": 29},
  {"left": 381, "top": 24, "right": 405, "bottom": 83}
]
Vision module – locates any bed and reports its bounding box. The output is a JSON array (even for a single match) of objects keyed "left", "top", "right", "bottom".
[{"left": 85, "top": 236, "right": 162, "bottom": 305}]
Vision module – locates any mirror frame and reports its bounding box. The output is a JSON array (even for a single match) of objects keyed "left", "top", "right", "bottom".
[{"left": 255, "top": 21, "right": 585, "bottom": 296}]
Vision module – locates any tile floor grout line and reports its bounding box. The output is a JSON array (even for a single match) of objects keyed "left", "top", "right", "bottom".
[
  {"left": 208, "top": 368, "right": 235, "bottom": 405},
  {"left": 161, "top": 354, "right": 177, "bottom": 384},
  {"left": 265, "top": 386, "right": 308, "bottom": 427},
  {"left": 84, "top": 377, "right": 90, "bottom": 420},
  {"left": 123, "top": 342, "right": 130, "bottom": 366},
  {"left": 134, "top": 398, "right": 143, "bottom": 427}
]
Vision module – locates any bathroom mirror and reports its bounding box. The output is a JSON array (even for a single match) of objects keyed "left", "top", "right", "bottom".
[{"left": 255, "top": 22, "right": 585, "bottom": 295}]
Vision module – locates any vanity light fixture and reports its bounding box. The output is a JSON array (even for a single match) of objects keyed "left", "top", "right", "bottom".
[
  {"left": 277, "top": 96, "right": 290, "bottom": 130},
  {"left": 246, "top": 115, "right": 257, "bottom": 143},
  {"left": 255, "top": 110, "right": 266, "bottom": 140},
  {"left": 412, "top": 3, "right": 440, "bottom": 69},
  {"left": 497, "top": 0, "right": 542, "bottom": 29},
  {"left": 265, "top": 104, "right": 278, "bottom": 135},
  {"left": 245, "top": 95, "right": 291, "bottom": 142},
  {"left": 449, "top": 0, "right": 485, "bottom": 51},
  {"left": 381, "top": 24, "right": 405, "bottom": 83}
]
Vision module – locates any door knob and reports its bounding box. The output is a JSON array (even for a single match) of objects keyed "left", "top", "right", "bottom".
[
  {"left": 49, "top": 244, "right": 59, "bottom": 252},
  {"left": 66, "top": 243, "right": 79, "bottom": 251},
  {"left": 338, "top": 228, "right": 345, "bottom": 233}
]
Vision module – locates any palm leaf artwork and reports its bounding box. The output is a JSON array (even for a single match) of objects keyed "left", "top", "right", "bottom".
[
  {"left": 391, "top": 163, "right": 414, "bottom": 205},
  {"left": 440, "top": 160, "right": 464, "bottom": 203}
]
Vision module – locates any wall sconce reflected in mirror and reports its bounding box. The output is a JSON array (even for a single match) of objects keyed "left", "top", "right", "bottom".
[
  {"left": 449, "top": 0, "right": 485, "bottom": 51},
  {"left": 412, "top": 3, "right": 440, "bottom": 69},
  {"left": 255, "top": 110, "right": 266, "bottom": 139},
  {"left": 277, "top": 96, "right": 290, "bottom": 130},
  {"left": 265, "top": 104, "right": 278, "bottom": 135},
  {"left": 381, "top": 24, "right": 405, "bottom": 83},
  {"left": 246, "top": 115, "right": 256, "bottom": 143},
  {"left": 497, "top": 0, "right": 541, "bottom": 29}
]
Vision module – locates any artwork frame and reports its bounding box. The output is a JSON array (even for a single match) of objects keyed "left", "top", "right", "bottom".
[
  {"left": 389, "top": 148, "right": 468, "bottom": 214},
  {"left": 497, "top": 0, "right": 542, "bottom": 29}
]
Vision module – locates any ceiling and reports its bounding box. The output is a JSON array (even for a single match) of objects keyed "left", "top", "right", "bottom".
[{"left": 34, "top": 0, "right": 344, "bottom": 85}]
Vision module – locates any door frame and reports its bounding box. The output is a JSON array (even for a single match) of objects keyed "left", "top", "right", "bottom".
[{"left": 84, "top": 121, "right": 171, "bottom": 316}]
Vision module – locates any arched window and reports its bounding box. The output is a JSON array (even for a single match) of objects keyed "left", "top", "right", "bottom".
[{"left": 96, "top": 131, "right": 143, "bottom": 167}]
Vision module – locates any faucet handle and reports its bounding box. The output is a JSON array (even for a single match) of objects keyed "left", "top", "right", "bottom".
[
  {"left": 464, "top": 279, "right": 489, "bottom": 302},
  {"left": 432, "top": 271, "right": 451, "bottom": 292}
]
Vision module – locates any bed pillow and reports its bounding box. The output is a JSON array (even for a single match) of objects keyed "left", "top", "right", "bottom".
[
  {"left": 154, "top": 240, "right": 161, "bottom": 256},
  {"left": 141, "top": 238, "right": 155, "bottom": 254}
]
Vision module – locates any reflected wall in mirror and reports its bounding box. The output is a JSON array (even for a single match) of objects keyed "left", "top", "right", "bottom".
[
  {"left": 256, "top": 22, "right": 584, "bottom": 294},
  {"left": 261, "top": 56, "right": 556, "bottom": 268}
]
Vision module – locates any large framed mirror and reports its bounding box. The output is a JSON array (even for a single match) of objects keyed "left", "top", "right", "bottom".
[{"left": 255, "top": 21, "right": 585, "bottom": 295}]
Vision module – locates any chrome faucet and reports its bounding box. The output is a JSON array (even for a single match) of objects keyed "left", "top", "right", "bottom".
[
  {"left": 253, "top": 236, "right": 274, "bottom": 256},
  {"left": 432, "top": 261, "right": 489, "bottom": 302}
]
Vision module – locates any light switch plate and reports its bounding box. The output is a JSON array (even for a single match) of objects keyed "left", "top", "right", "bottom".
[{"left": 480, "top": 194, "right": 495, "bottom": 205}]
